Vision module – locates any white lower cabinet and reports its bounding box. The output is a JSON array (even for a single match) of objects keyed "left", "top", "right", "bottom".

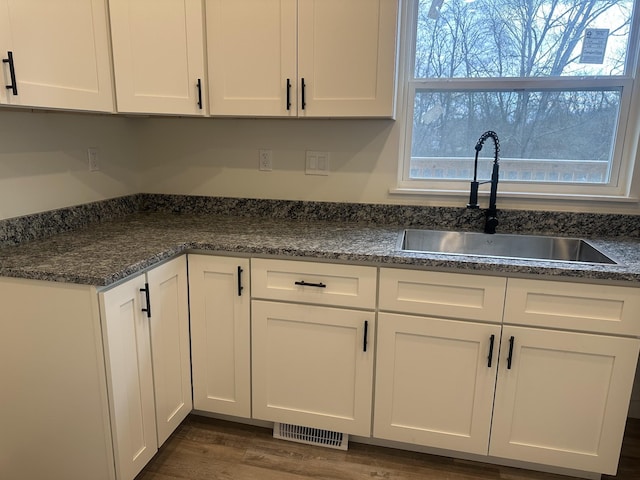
[
  {"left": 100, "top": 256, "right": 191, "bottom": 480},
  {"left": 251, "top": 300, "right": 374, "bottom": 436},
  {"left": 250, "top": 259, "right": 377, "bottom": 436},
  {"left": 490, "top": 325, "right": 640, "bottom": 474},
  {"left": 375, "top": 268, "right": 640, "bottom": 476},
  {"left": 189, "top": 255, "right": 251, "bottom": 417},
  {"left": 374, "top": 313, "right": 501, "bottom": 454}
]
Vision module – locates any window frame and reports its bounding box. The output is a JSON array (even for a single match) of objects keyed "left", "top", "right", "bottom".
[{"left": 394, "top": 0, "right": 640, "bottom": 202}]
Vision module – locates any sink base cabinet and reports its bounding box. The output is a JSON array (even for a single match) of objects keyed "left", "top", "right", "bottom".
[
  {"left": 374, "top": 313, "right": 501, "bottom": 455},
  {"left": 490, "top": 326, "right": 640, "bottom": 475},
  {"left": 251, "top": 300, "right": 374, "bottom": 436}
]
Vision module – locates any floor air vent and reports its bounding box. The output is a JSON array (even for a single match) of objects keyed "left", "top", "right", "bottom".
[{"left": 273, "top": 423, "right": 349, "bottom": 450}]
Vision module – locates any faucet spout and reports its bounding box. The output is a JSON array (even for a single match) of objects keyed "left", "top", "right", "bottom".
[{"left": 467, "top": 131, "right": 500, "bottom": 234}]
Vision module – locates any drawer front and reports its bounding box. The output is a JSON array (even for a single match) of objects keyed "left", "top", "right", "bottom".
[
  {"left": 251, "top": 259, "right": 377, "bottom": 309},
  {"left": 504, "top": 278, "right": 640, "bottom": 336},
  {"left": 379, "top": 268, "right": 506, "bottom": 323}
]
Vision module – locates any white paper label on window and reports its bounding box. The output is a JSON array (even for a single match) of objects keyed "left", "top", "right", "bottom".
[{"left": 580, "top": 28, "right": 609, "bottom": 64}]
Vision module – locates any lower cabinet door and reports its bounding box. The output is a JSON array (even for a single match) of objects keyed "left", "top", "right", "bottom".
[
  {"left": 146, "top": 256, "right": 192, "bottom": 446},
  {"left": 374, "top": 313, "right": 500, "bottom": 455},
  {"left": 100, "top": 274, "right": 157, "bottom": 480},
  {"left": 490, "top": 326, "right": 640, "bottom": 475},
  {"left": 189, "top": 255, "right": 251, "bottom": 417},
  {"left": 251, "top": 300, "right": 374, "bottom": 436}
]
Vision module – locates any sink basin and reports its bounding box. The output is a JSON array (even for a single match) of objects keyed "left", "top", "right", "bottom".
[{"left": 399, "top": 229, "right": 617, "bottom": 264}]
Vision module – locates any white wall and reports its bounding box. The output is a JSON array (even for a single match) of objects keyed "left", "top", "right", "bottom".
[
  {"left": 1, "top": 108, "right": 639, "bottom": 219},
  {"left": 135, "top": 116, "right": 402, "bottom": 205},
  {"left": 0, "top": 109, "right": 139, "bottom": 220},
  {"left": 135, "top": 116, "right": 640, "bottom": 214}
]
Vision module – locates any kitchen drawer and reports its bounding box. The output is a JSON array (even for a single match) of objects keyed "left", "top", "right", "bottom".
[
  {"left": 379, "top": 268, "right": 506, "bottom": 323},
  {"left": 504, "top": 278, "right": 640, "bottom": 336},
  {"left": 251, "top": 259, "right": 376, "bottom": 309}
]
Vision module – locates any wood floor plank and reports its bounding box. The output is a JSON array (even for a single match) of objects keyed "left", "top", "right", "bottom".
[{"left": 135, "top": 416, "right": 640, "bottom": 480}]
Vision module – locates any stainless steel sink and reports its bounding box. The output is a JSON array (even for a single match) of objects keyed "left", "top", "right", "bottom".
[{"left": 398, "top": 229, "right": 617, "bottom": 264}]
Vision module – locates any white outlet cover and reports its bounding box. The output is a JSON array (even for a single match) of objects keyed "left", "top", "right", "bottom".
[{"left": 259, "top": 149, "right": 273, "bottom": 171}]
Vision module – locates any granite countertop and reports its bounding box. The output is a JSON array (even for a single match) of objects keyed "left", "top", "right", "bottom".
[{"left": 1, "top": 211, "right": 640, "bottom": 287}]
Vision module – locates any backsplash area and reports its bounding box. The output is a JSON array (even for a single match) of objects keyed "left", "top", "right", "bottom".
[{"left": 2, "top": 193, "right": 640, "bottom": 247}]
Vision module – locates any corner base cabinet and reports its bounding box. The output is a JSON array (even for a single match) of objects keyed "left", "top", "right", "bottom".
[{"left": 100, "top": 256, "right": 191, "bottom": 480}]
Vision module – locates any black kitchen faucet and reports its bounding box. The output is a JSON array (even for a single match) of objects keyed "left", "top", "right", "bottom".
[{"left": 467, "top": 130, "right": 500, "bottom": 234}]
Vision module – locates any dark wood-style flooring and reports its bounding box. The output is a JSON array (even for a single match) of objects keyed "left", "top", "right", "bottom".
[{"left": 136, "top": 415, "right": 640, "bottom": 480}]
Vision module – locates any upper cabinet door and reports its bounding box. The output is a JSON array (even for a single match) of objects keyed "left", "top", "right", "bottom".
[
  {"left": 297, "top": 0, "right": 398, "bottom": 118},
  {"left": 0, "top": 0, "right": 114, "bottom": 112},
  {"left": 109, "top": 0, "right": 206, "bottom": 115},
  {"left": 206, "top": 0, "right": 297, "bottom": 116}
]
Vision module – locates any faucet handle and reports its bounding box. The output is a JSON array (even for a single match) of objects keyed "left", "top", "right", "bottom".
[{"left": 484, "top": 214, "right": 499, "bottom": 234}]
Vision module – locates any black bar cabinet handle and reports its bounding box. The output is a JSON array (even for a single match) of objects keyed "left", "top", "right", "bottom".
[
  {"left": 196, "top": 78, "right": 202, "bottom": 109},
  {"left": 237, "top": 266, "right": 244, "bottom": 296},
  {"left": 140, "top": 283, "right": 151, "bottom": 318},
  {"left": 3, "top": 51, "right": 18, "bottom": 96},
  {"left": 294, "top": 280, "right": 326, "bottom": 288},
  {"left": 487, "top": 334, "right": 495, "bottom": 368},
  {"left": 301, "top": 77, "right": 306, "bottom": 110},
  {"left": 507, "top": 336, "right": 515, "bottom": 369},
  {"left": 363, "top": 320, "right": 369, "bottom": 352},
  {"left": 286, "top": 78, "right": 291, "bottom": 110}
]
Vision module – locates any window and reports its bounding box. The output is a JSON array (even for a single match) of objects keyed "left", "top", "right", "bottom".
[{"left": 397, "top": 0, "right": 640, "bottom": 199}]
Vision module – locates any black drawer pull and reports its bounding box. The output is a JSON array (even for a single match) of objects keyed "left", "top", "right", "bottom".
[
  {"left": 301, "top": 77, "right": 306, "bottom": 110},
  {"left": 294, "top": 280, "right": 326, "bottom": 288},
  {"left": 363, "top": 320, "right": 369, "bottom": 352},
  {"left": 196, "top": 78, "right": 203, "bottom": 109},
  {"left": 487, "top": 334, "right": 495, "bottom": 368},
  {"left": 507, "top": 336, "right": 515, "bottom": 369},
  {"left": 140, "top": 283, "right": 151, "bottom": 318},
  {"left": 3, "top": 51, "right": 18, "bottom": 96},
  {"left": 237, "top": 266, "right": 244, "bottom": 296},
  {"left": 286, "top": 78, "right": 291, "bottom": 110}
]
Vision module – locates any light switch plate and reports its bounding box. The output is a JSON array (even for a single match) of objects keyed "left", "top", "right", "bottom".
[{"left": 306, "top": 151, "right": 329, "bottom": 175}]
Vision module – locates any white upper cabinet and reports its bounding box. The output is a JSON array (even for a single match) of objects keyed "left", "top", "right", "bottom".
[
  {"left": 206, "top": 0, "right": 297, "bottom": 116},
  {"left": 297, "top": 0, "right": 398, "bottom": 117},
  {"left": 206, "top": 0, "right": 398, "bottom": 117},
  {"left": 0, "top": 0, "right": 114, "bottom": 112},
  {"left": 108, "top": 0, "right": 206, "bottom": 115}
]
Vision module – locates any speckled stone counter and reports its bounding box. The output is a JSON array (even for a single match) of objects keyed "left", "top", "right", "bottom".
[{"left": 1, "top": 202, "right": 640, "bottom": 286}]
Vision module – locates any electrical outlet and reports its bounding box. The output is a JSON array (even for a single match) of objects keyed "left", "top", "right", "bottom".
[
  {"left": 305, "top": 151, "right": 329, "bottom": 176},
  {"left": 87, "top": 148, "right": 99, "bottom": 172},
  {"left": 259, "top": 149, "right": 273, "bottom": 171}
]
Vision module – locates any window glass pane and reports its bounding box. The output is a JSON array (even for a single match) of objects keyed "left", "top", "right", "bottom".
[
  {"left": 410, "top": 89, "right": 621, "bottom": 182},
  {"left": 416, "top": 0, "right": 635, "bottom": 78}
]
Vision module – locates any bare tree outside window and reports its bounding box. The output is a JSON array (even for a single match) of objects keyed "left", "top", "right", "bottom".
[{"left": 406, "top": 0, "right": 637, "bottom": 186}]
